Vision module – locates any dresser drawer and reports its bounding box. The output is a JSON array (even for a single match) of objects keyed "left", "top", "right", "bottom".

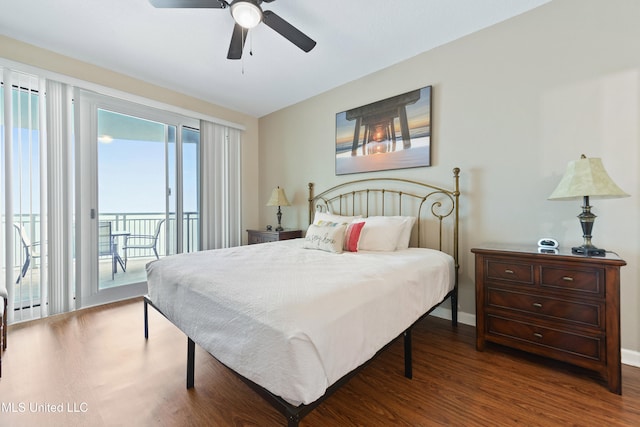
[
  {"left": 247, "top": 229, "right": 303, "bottom": 245},
  {"left": 486, "top": 288, "right": 603, "bottom": 328},
  {"left": 485, "top": 259, "right": 534, "bottom": 285},
  {"left": 541, "top": 266, "right": 603, "bottom": 296},
  {"left": 249, "top": 233, "right": 276, "bottom": 244},
  {"left": 486, "top": 315, "right": 603, "bottom": 362}
]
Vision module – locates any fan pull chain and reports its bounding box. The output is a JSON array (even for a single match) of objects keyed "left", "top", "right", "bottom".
[{"left": 240, "top": 28, "right": 254, "bottom": 75}]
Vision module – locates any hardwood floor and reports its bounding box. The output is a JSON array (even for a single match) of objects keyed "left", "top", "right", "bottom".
[{"left": 1, "top": 297, "right": 640, "bottom": 426}]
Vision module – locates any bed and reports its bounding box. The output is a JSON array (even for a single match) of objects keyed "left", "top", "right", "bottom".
[{"left": 144, "top": 169, "right": 461, "bottom": 426}]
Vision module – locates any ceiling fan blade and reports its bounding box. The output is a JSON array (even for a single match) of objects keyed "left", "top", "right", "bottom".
[
  {"left": 149, "top": 0, "right": 227, "bottom": 8},
  {"left": 227, "top": 23, "right": 248, "bottom": 60},
  {"left": 262, "top": 10, "right": 316, "bottom": 53}
]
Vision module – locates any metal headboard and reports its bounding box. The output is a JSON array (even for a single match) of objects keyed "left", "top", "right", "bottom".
[{"left": 307, "top": 168, "right": 461, "bottom": 276}]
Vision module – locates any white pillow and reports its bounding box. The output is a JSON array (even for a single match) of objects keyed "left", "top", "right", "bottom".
[
  {"left": 356, "top": 216, "right": 407, "bottom": 251},
  {"left": 302, "top": 223, "right": 347, "bottom": 253},
  {"left": 313, "top": 211, "right": 362, "bottom": 225},
  {"left": 391, "top": 216, "right": 416, "bottom": 250}
]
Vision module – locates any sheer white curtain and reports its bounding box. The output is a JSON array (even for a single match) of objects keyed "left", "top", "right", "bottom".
[
  {"left": 2, "top": 68, "right": 45, "bottom": 321},
  {"left": 1, "top": 68, "right": 15, "bottom": 320},
  {"left": 2, "top": 69, "right": 43, "bottom": 322},
  {"left": 44, "top": 80, "right": 74, "bottom": 315},
  {"left": 200, "top": 120, "right": 242, "bottom": 250},
  {"left": 1, "top": 68, "right": 75, "bottom": 322}
]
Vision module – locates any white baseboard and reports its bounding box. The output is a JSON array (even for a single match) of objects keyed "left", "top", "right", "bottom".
[
  {"left": 430, "top": 306, "right": 475, "bottom": 327},
  {"left": 622, "top": 349, "right": 640, "bottom": 368},
  {"left": 430, "top": 308, "right": 640, "bottom": 368}
]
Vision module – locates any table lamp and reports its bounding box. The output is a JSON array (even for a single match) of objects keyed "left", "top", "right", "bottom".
[
  {"left": 548, "top": 154, "right": 628, "bottom": 256},
  {"left": 266, "top": 186, "right": 291, "bottom": 231}
]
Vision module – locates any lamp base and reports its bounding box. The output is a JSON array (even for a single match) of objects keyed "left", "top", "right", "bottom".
[
  {"left": 274, "top": 206, "right": 284, "bottom": 232},
  {"left": 572, "top": 196, "right": 605, "bottom": 257},
  {"left": 571, "top": 246, "right": 606, "bottom": 257}
]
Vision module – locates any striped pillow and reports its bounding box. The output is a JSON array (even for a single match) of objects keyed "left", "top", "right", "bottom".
[{"left": 343, "top": 221, "right": 365, "bottom": 252}]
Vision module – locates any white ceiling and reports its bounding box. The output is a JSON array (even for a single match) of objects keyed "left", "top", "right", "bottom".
[{"left": 0, "top": 0, "right": 550, "bottom": 117}]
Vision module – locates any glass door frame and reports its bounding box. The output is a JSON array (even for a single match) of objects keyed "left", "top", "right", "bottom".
[{"left": 74, "top": 89, "right": 197, "bottom": 307}]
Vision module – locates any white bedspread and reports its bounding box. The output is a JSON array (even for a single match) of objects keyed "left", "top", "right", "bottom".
[{"left": 146, "top": 238, "right": 454, "bottom": 406}]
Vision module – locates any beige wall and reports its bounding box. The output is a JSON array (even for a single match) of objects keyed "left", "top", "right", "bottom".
[
  {"left": 0, "top": 35, "right": 260, "bottom": 244},
  {"left": 259, "top": 0, "right": 640, "bottom": 355}
]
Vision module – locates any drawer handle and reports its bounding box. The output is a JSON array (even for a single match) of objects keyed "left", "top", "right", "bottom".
[
  {"left": 504, "top": 269, "right": 514, "bottom": 274},
  {"left": 562, "top": 276, "right": 574, "bottom": 282},
  {"left": 533, "top": 333, "right": 543, "bottom": 339},
  {"left": 532, "top": 302, "right": 543, "bottom": 308}
]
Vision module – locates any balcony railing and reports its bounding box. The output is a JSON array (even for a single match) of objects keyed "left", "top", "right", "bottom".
[
  {"left": 99, "top": 212, "right": 199, "bottom": 260},
  {"left": 6, "top": 212, "right": 199, "bottom": 315},
  {"left": 8, "top": 212, "right": 199, "bottom": 268}
]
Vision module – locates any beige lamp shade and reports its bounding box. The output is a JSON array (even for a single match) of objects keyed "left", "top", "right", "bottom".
[
  {"left": 266, "top": 186, "right": 291, "bottom": 207},
  {"left": 548, "top": 155, "right": 629, "bottom": 200}
]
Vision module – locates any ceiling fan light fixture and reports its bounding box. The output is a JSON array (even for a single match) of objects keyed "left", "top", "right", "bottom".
[{"left": 231, "top": 0, "right": 262, "bottom": 29}]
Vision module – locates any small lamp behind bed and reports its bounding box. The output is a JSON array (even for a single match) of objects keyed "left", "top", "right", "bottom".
[{"left": 267, "top": 186, "right": 291, "bottom": 231}]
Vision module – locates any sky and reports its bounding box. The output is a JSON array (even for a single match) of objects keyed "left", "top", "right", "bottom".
[
  {"left": 6, "top": 128, "right": 199, "bottom": 215},
  {"left": 98, "top": 137, "right": 198, "bottom": 214}
]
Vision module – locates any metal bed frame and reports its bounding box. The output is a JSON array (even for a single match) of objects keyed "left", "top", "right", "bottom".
[{"left": 144, "top": 168, "right": 461, "bottom": 426}]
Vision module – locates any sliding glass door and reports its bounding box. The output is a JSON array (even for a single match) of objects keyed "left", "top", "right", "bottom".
[
  {"left": 96, "top": 109, "right": 176, "bottom": 290},
  {"left": 76, "top": 91, "right": 199, "bottom": 306}
]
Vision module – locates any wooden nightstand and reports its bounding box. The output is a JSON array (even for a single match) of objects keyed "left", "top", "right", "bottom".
[
  {"left": 247, "top": 229, "right": 302, "bottom": 245},
  {"left": 472, "top": 246, "right": 626, "bottom": 394}
]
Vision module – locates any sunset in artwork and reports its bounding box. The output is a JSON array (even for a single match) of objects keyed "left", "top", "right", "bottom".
[{"left": 335, "top": 86, "right": 432, "bottom": 175}]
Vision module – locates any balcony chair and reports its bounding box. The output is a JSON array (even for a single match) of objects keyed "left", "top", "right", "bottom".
[
  {"left": 123, "top": 219, "right": 165, "bottom": 268},
  {"left": 98, "top": 221, "right": 118, "bottom": 280},
  {"left": 13, "top": 224, "right": 40, "bottom": 285}
]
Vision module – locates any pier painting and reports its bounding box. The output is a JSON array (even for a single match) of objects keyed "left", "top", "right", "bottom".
[{"left": 335, "top": 86, "right": 431, "bottom": 175}]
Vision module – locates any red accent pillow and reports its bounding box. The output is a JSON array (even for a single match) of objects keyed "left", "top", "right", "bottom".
[{"left": 344, "top": 221, "right": 365, "bottom": 252}]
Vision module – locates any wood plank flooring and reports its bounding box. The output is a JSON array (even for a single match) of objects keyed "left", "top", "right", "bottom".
[{"left": 1, "top": 297, "right": 640, "bottom": 426}]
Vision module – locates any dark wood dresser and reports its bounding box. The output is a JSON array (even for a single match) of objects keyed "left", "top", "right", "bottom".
[
  {"left": 247, "top": 229, "right": 302, "bottom": 245},
  {"left": 472, "top": 246, "right": 626, "bottom": 394}
]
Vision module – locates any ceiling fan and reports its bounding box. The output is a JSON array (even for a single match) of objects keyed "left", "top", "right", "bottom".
[{"left": 149, "top": 0, "right": 316, "bottom": 60}]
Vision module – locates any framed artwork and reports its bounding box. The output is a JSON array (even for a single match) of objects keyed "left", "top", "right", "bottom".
[{"left": 335, "top": 86, "right": 432, "bottom": 175}]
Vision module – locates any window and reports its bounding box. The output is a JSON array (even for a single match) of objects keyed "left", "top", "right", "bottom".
[{"left": 1, "top": 65, "right": 242, "bottom": 322}]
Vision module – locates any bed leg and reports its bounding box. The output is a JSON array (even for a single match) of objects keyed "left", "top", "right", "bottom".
[
  {"left": 403, "top": 329, "right": 413, "bottom": 379},
  {"left": 451, "top": 289, "right": 458, "bottom": 327},
  {"left": 187, "top": 337, "right": 195, "bottom": 389},
  {"left": 287, "top": 414, "right": 300, "bottom": 427},
  {"left": 144, "top": 298, "right": 149, "bottom": 339}
]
